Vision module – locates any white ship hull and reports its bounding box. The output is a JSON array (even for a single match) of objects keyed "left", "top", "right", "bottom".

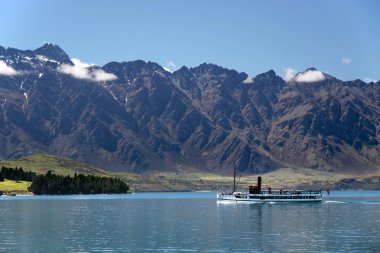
[
  {"left": 218, "top": 176, "right": 323, "bottom": 202},
  {"left": 217, "top": 191, "right": 322, "bottom": 202}
]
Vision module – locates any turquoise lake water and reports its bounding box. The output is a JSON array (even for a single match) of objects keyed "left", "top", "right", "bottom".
[{"left": 0, "top": 191, "right": 379, "bottom": 252}]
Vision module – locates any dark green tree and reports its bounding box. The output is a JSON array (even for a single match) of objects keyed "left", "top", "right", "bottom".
[{"left": 29, "top": 171, "right": 130, "bottom": 195}]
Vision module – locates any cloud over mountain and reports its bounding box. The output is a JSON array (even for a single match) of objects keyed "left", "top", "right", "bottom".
[
  {"left": 284, "top": 67, "right": 297, "bottom": 82},
  {"left": 295, "top": 69, "right": 325, "bottom": 82},
  {"left": 285, "top": 68, "right": 325, "bottom": 83},
  {"left": 163, "top": 61, "right": 178, "bottom": 73},
  {"left": 57, "top": 58, "right": 117, "bottom": 82},
  {"left": 243, "top": 76, "right": 253, "bottom": 84},
  {"left": 0, "top": 60, "right": 21, "bottom": 76}
]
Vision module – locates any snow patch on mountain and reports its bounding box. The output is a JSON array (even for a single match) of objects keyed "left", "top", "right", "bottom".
[{"left": 36, "top": 55, "right": 59, "bottom": 64}]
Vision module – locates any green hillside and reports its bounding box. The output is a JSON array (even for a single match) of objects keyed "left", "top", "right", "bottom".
[
  {"left": 0, "top": 154, "right": 136, "bottom": 194},
  {"left": 0, "top": 154, "right": 109, "bottom": 176},
  {"left": 1, "top": 154, "right": 379, "bottom": 193}
]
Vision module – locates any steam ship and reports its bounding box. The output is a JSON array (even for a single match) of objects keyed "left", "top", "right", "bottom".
[{"left": 217, "top": 176, "right": 322, "bottom": 202}]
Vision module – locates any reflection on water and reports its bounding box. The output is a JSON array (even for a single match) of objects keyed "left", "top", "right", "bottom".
[{"left": 0, "top": 191, "right": 379, "bottom": 252}]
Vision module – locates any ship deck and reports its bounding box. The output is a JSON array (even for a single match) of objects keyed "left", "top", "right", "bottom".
[{"left": 217, "top": 190, "right": 322, "bottom": 202}]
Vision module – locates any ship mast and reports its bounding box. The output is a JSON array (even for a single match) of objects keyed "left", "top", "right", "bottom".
[{"left": 232, "top": 166, "right": 236, "bottom": 193}]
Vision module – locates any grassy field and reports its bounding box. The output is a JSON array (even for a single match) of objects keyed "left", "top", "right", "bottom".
[
  {"left": 1, "top": 154, "right": 379, "bottom": 192},
  {"left": 129, "top": 167, "right": 380, "bottom": 192},
  {"left": 0, "top": 180, "right": 32, "bottom": 194},
  {"left": 0, "top": 155, "right": 114, "bottom": 194}
]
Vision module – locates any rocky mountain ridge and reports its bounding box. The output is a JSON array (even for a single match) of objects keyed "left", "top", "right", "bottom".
[{"left": 1, "top": 44, "right": 379, "bottom": 174}]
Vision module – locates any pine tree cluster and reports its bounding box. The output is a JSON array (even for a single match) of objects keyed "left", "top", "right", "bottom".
[
  {"left": 0, "top": 166, "right": 130, "bottom": 195},
  {"left": 0, "top": 166, "right": 36, "bottom": 182},
  {"left": 29, "top": 171, "right": 130, "bottom": 195}
]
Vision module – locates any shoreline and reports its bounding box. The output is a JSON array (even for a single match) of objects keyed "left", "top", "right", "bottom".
[{"left": 2, "top": 189, "right": 380, "bottom": 198}]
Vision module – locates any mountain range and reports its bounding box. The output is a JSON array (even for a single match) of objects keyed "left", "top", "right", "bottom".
[{"left": 1, "top": 44, "right": 379, "bottom": 175}]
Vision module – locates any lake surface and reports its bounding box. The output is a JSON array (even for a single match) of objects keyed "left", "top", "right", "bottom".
[{"left": 0, "top": 191, "right": 379, "bottom": 253}]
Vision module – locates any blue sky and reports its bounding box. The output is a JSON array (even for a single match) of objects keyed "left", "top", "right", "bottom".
[{"left": 1, "top": 0, "right": 379, "bottom": 81}]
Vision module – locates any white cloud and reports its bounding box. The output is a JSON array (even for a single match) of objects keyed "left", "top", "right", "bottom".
[
  {"left": 295, "top": 69, "right": 325, "bottom": 83},
  {"left": 163, "top": 66, "right": 173, "bottom": 73},
  {"left": 243, "top": 76, "right": 253, "bottom": 84},
  {"left": 71, "top": 58, "right": 95, "bottom": 68},
  {"left": 284, "top": 67, "right": 325, "bottom": 83},
  {"left": 163, "top": 60, "right": 178, "bottom": 73},
  {"left": 167, "top": 61, "right": 177, "bottom": 68},
  {"left": 364, "top": 77, "right": 377, "bottom": 83},
  {"left": 57, "top": 58, "right": 116, "bottom": 82},
  {"left": 284, "top": 67, "right": 297, "bottom": 82},
  {"left": 341, "top": 57, "right": 351, "bottom": 64},
  {"left": 58, "top": 60, "right": 90, "bottom": 79},
  {"left": 0, "top": 60, "right": 21, "bottom": 76},
  {"left": 92, "top": 69, "right": 117, "bottom": 82}
]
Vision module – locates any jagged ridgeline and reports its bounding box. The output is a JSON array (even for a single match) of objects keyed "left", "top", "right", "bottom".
[{"left": 1, "top": 44, "right": 380, "bottom": 174}]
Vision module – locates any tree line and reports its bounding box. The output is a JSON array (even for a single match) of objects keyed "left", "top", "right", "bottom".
[
  {"left": 0, "top": 166, "right": 36, "bottom": 182},
  {"left": 0, "top": 166, "right": 130, "bottom": 195},
  {"left": 30, "top": 171, "right": 130, "bottom": 194}
]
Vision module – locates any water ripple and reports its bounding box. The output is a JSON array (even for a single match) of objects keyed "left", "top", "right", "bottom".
[{"left": 0, "top": 192, "right": 379, "bottom": 252}]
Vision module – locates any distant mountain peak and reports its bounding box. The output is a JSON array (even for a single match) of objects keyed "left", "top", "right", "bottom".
[
  {"left": 254, "top": 69, "right": 278, "bottom": 80},
  {"left": 175, "top": 65, "right": 189, "bottom": 73},
  {"left": 33, "top": 43, "right": 70, "bottom": 63},
  {"left": 265, "top": 69, "right": 277, "bottom": 76},
  {"left": 37, "top": 43, "right": 61, "bottom": 50},
  {"left": 191, "top": 62, "right": 238, "bottom": 77}
]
